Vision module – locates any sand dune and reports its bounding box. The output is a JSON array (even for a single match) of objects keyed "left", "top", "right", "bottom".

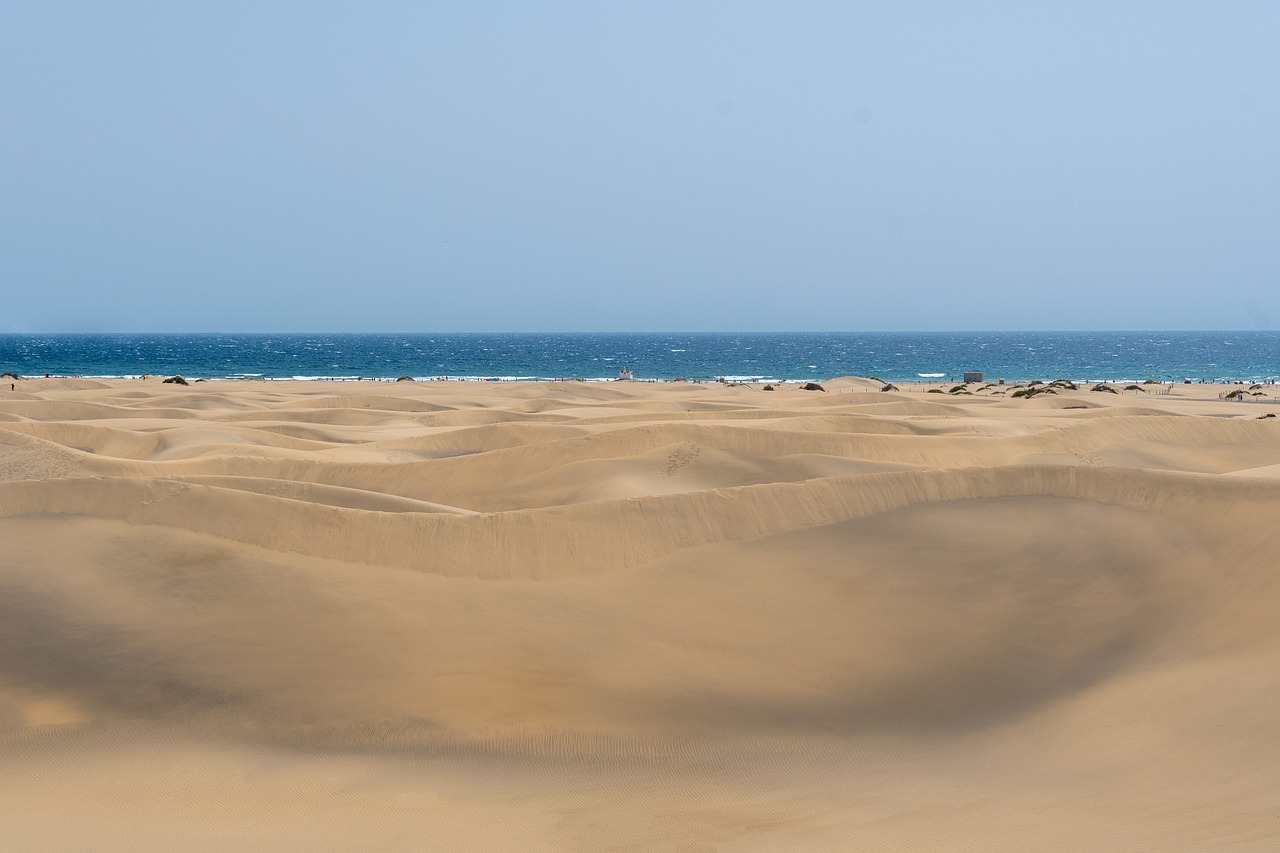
[{"left": 1, "top": 378, "right": 1278, "bottom": 850}]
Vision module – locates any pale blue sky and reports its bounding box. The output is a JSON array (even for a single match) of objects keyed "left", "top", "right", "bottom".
[{"left": 3, "top": 1, "right": 1277, "bottom": 332}]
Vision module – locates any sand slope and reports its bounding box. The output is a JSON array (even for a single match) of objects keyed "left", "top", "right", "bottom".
[{"left": 1, "top": 378, "right": 1278, "bottom": 850}]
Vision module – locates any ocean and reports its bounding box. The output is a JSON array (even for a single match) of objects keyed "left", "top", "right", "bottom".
[{"left": 1, "top": 331, "right": 1277, "bottom": 384}]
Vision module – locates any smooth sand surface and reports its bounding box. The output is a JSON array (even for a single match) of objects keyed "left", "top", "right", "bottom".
[{"left": 2, "top": 377, "right": 1279, "bottom": 850}]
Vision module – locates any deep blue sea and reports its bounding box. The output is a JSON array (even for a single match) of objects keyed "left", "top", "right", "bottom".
[{"left": 1, "top": 332, "right": 1277, "bottom": 384}]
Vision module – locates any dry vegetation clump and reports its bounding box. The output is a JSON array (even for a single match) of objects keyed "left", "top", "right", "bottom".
[
  {"left": 396, "top": 376, "right": 415, "bottom": 382},
  {"left": 927, "top": 388, "right": 945, "bottom": 394},
  {"left": 162, "top": 375, "right": 189, "bottom": 386},
  {"left": 1011, "top": 386, "right": 1056, "bottom": 399},
  {"left": 1, "top": 371, "right": 20, "bottom": 380},
  {"left": 1259, "top": 412, "right": 1276, "bottom": 419},
  {"left": 880, "top": 383, "right": 898, "bottom": 392},
  {"left": 801, "top": 382, "right": 825, "bottom": 392},
  {"left": 1092, "top": 384, "right": 1118, "bottom": 394},
  {"left": 1048, "top": 379, "right": 1077, "bottom": 390},
  {"left": 1124, "top": 384, "right": 1144, "bottom": 392},
  {"left": 1144, "top": 379, "right": 1162, "bottom": 384}
]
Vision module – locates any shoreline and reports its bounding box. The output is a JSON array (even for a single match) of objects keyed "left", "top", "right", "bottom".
[{"left": 6, "top": 373, "right": 1279, "bottom": 386}]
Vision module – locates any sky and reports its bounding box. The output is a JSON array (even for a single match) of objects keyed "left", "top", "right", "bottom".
[{"left": 2, "top": 1, "right": 1278, "bottom": 333}]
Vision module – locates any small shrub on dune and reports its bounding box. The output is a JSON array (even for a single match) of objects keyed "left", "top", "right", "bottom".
[
  {"left": 396, "top": 376, "right": 415, "bottom": 382},
  {"left": 927, "top": 388, "right": 945, "bottom": 394},
  {"left": 162, "top": 375, "right": 189, "bottom": 385},
  {"left": 801, "top": 382, "right": 825, "bottom": 392},
  {"left": 880, "top": 383, "right": 898, "bottom": 392},
  {"left": 1012, "top": 386, "right": 1056, "bottom": 397},
  {"left": 1124, "top": 384, "right": 1144, "bottom": 392},
  {"left": 1092, "top": 384, "right": 1118, "bottom": 393},
  {"left": 1143, "top": 379, "right": 1162, "bottom": 385}
]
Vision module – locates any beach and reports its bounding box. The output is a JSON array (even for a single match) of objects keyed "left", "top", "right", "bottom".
[{"left": 2, "top": 375, "right": 1279, "bottom": 850}]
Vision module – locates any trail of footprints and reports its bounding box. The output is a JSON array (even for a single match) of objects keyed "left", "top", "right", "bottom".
[{"left": 662, "top": 442, "right": 700, "bottom": 478}]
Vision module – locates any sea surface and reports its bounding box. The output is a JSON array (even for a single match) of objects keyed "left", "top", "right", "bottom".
[{"left": 1, "top": 332, "right": 1278, "bottom": 384}]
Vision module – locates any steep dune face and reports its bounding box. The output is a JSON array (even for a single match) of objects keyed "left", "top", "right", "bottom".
[{"left": 1, "top": 378, "right": 1278, "bottom": 850}]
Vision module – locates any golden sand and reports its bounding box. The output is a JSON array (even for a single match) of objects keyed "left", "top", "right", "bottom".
[{"left": 1, "top": 376, "right": 1278, "bottom": 850}]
